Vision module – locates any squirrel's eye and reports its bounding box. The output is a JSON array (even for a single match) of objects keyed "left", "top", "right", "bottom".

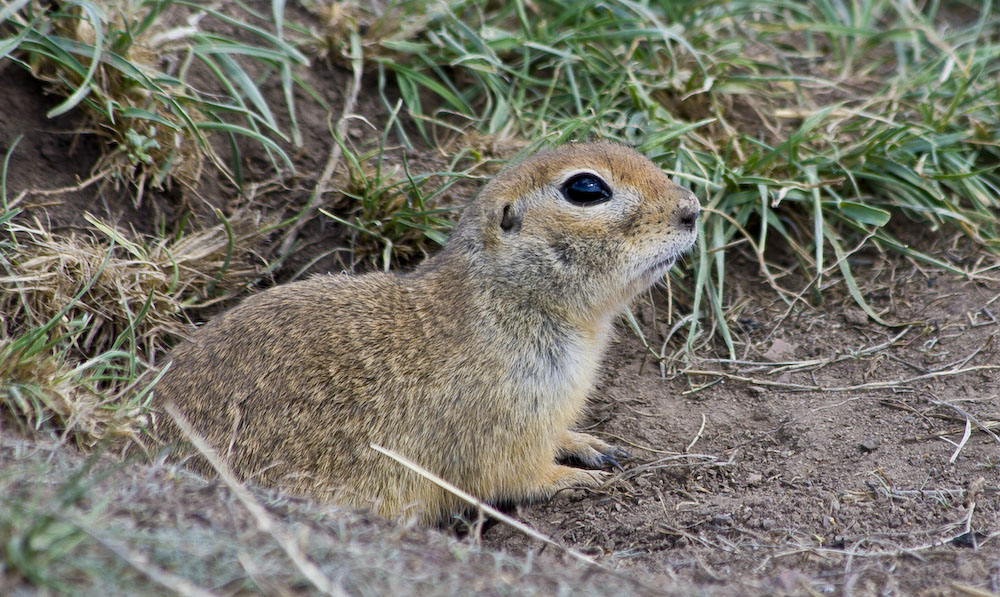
[{"left": 561, "top": 173, "right": 612, "bottom": 206}]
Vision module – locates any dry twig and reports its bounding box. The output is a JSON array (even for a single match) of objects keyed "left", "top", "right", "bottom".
[
  {"left": 683, "top": 365, "right": 1000, "bottom": 393},
  {"left": 278, "top": 33, "right": 364, "bottom": 258},
  {"left": 369, "top": 443, "right": 602, "bottom": 568},
  {"left": 950, "top": 582, "right": 1000, "bottom": 597}
]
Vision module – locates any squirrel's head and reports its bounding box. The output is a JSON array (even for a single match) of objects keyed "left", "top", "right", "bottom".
[{"left": 448, "top": 142, "right": 700, "bottom": 325}]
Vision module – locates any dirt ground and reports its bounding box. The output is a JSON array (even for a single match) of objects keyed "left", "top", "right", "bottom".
[
  {"left": 490, "top": 261, "right": 1000, "bottom": 595},
  {"left": 2, "top": 13, "right": 999, "bottom": 595}
]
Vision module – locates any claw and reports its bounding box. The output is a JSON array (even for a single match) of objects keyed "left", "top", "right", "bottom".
[
  {"left": 599, "top": 447, "right": 631, "bottom": 471},
  {"left": 612, "top": 447, "right": 632, "bottom": 460},
  {"left": 560, "top": 445, "right": 632, "bottom": 471},
  {"left": 600, "top": 453, "right": 622, "bottom": 471}
]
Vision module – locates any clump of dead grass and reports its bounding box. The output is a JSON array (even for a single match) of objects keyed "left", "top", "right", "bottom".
[
  {"left": 300, "top": 0, "right": 439, "bottom": 65},
  {"left": 0, "top": 345, "right": 147, "bottom": 446},
  {"left": 1, "top": 212, "right": 270, "bottom": 352},
  {"left": 0, "top": 210, "right": 273, "bottom": 445}
]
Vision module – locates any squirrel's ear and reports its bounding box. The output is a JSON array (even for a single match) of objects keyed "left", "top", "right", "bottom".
[{"left": 499, "top": 204, "right": 522, "bottom": 234}]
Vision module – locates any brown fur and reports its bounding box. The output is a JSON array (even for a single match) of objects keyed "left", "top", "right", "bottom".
[{"left": 154, "top": 142, "right": 700, "bottom": 523}]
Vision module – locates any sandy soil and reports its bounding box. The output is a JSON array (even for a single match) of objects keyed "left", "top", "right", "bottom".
[{"left": 491, "top": 261, "right": 1000, "bottom": 595}]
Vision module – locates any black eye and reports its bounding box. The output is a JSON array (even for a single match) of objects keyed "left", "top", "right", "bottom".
[{"left": 561, "top": 173, "right": 612, "bottom": 206}]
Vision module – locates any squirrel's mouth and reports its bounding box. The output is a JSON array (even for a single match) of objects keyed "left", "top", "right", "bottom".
[
  {"left": 640, "top": 255, "right": 677, "bottom": 281},
  {"left": 639, "top": 233, "right": 697, "bottom": 282}
]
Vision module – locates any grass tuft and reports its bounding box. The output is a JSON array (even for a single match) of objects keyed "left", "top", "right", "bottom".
[
  {"left": 371, "top": 0, "right": 1000, "bottom": 349},
  {"left": 2, "top": 0, "right": 309, "bottom": 195},
  {"left": 320, "top": 125, "right": 491, "bottom": 270},
  {"left": 0, "top": 211, "right": 272, "bottom": 444},
  {"left": 1, "top": 212, "right": 271, "bottom": 353}
]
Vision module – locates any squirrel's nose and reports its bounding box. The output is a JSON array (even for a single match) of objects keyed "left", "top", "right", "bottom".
[{"left": 676, "top": 203, "right": 700, "bottom": 232}]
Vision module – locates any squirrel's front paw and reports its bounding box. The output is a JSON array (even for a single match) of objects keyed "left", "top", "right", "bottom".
[{"left": 557, "top": 431, "right": 632, "bottom": 471}]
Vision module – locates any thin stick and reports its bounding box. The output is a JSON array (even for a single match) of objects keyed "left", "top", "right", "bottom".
[
  {"left": 683, "top": 364, "right": 1000, "bottom": 393},
  {"left": 950, "top": 583, "right": 999, "bottom": 597},
  {"left": 906, "top": 420, "right": 1000, "bottom": 442},
  {"left": 685, "top": 413, "right": 707, "bottom": 452},
  {"left": 165, "top": 404, "right": 348, "bottom": 597},
  {"left": 625, "top": 453, "right": 732, "bottom": 478},
  {"left": 278, "top": 34, "right": 364, "bottom": 258},
  {"left": 694, "top": 325, "right": 911, "bottom": 371},
  {"left": 10, "top": 167, "right": 115, "bottom": 208},
  {"left": 369, "top": 443, "right": 600, "bottom": 568},
  {"left": 929, "top": 333, "right": 995, "bottom": 373},
  {"left": 600, "top": 433, "right": 683, "bottom": 455},
  {"left": 923, "top": 397, "right": 1000, "bottom": 447},
  {"left": 764, "top": 529, "right": 998, "bottom": 563},
  {"left": 946, "top": 417, "right": 973, "bottom": 463}
]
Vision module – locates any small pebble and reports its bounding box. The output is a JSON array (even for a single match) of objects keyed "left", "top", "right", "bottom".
[
  {"left": 843, "top": 309, "right": 867, "bottom": 326},
  {"left": 763, "top": 339, "right": 797, "bottom": 362},
  {"left": 859, "top": 438, "right": 880, "bottom": 452}
]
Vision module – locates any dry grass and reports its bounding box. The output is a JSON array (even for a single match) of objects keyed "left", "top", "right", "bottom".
[
  {"left": 1, "top": 211, "right": 272, "bottom": 355},
  {"left": 0, "top": 437, "right": 666, "bottom": 596},
  {"left": 0, "top": 211, "right": 273, "bottom": 445},
  {"left": 0, "top": 343, "right": 141, "bottom": 445}
]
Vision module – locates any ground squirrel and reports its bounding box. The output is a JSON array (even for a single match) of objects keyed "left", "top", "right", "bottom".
[{"left": 154, "top": 142, "right": 700, "bottom": 524}]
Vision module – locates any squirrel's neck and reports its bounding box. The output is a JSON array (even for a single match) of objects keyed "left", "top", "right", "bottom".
[
  {"left": 414, "top": 244, "right": 616, "bottom": 367},
  {"left": 410, "top": 243, "right": 612, "bottom": 421}
]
